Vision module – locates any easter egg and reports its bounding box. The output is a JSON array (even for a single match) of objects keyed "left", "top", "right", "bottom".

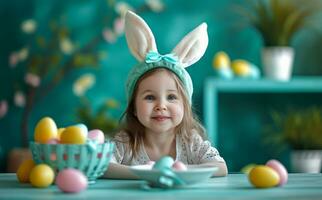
[
  {"left": 248, "top": 165, "right": 280, "bottom": 188},
  {"left": 231, "top": 60, "right": 251, "bottom": 76},
  {"left": 241, "top": 163, "right": 257, "bottom": 175},
  {"left": 75, "top": 124, "right": 88, "bottom": 137},
  {"left": 153, "top": 156, "right": 174, "bottom": 170},
  {"left": 60, "top": 126, "right": 87, "bottom": 144},
  {"left": 56, "top": 169, "right": 88, "bottom": 193},
  {"left": 249, "top": 64, "right": 260, "bottom": 79},
  {"left": 16, "top": 159, "right": 35, "bottom": 183},
  {"left": 172, "top": 161, "right": 187, "bottom": 171},
  {"left": 147, "top": 161, "right": 155, "bottom": 166},
  {"left": 216, "top": 67, "right": 234, "bottom": 79},
  {"left": 57, "top": 128, "right": 65, "bottom": 140},
  {"left": 88, "top": 129, "right": 105, "bottom": 144},
  {"left": 47, "top": 138, "right": 59, "bottom": 144},
  {"left": 266, "top": 159, "right": 288, "bottom": 186},
  {"left": 213, "top": 51, "right": 230, "bottom": 69},
  {"left": 34, "top": 117, "right": 58, "bottom": 143},
  {"left": 29, "top": 164, "right": 55, "bottom": 188}
]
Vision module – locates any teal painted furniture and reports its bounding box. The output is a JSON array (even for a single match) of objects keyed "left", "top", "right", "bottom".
[
  {"left": 203, "top": 77, "right": 322, "bottom": 171},
  {"left": 0, "top": 173, "right": 321, "bottom": 199}
]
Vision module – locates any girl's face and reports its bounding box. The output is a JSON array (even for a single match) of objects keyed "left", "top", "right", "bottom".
[{"left": 134, "top": 70, "right": 184, "bottom": 135}]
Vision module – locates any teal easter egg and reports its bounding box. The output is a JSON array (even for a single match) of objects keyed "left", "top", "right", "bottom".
[
  {"left": 216, "top": 68, "right": 234, "bottom": 79},
  {"left": 75, "top": 123, "right": 88, "bottom": 137},
  {"left": 250, "top": 65, "right": 260, "bottom": 79},
  {"left": 153, "top": 156, "right": 174, "bottom": 170}
]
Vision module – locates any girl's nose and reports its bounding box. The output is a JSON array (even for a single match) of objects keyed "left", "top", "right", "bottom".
[{"left": 154, "top": 101, "right": 167, "bottom": 111}]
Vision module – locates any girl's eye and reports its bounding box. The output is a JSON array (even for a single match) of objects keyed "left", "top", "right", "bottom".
[
  {"left": 167, "top": 94, "right": 177, "bottom": 101},
  {"left": 144, "top": 95, "right": 155, "bottom": 101}
]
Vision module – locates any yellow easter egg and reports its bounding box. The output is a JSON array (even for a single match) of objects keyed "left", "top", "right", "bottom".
[
  {"left": 248, "top": 165, "right": 280, "bottom": 188},
  {"left": 60, "top": 126, "right": 87, "bottom": 144},
  {"left": 16, "top": 159, "right": 36, "bottom": 183},
  {"left": 231, "top": 60, "right": 250, "bottom": 76},
  {"left": 241, "top": 163, "right": 257, "bottom": 175},
  {"left": 57, "top": 128, "right": 65, "bottom": 140},
  {"left": 29, "top": 164, "right": 55, "bottom": 188},
  {"left": 34, "top": 117, "right": 58, "bottom": 143},
  {"left": 213, "top": 51, "right": 230, "bottom": 69}
]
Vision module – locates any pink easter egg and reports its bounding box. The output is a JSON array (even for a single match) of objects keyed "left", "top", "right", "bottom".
[
  {"left": 56, "top": 169, "right": 88, "bottom": 193},
  {"left": 147, "top": 161, "right": 155, "bottom": 166},
  {"left": 172, "top": 161, "right": 187, "bottom": 171},
  {"left": 47, "top": 138, "right": 59, "bottom": 144},
  {"left": 266, "top": 159, "right": 288, "bottom": 186},
  {"left": 88, "top": 129, "right": 105, "bottom": 144}
]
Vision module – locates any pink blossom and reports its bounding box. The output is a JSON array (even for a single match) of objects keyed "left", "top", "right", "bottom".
[
  {"left": 9, "top": 48, "right": 29, "bottom": 68},
  {"left": 115, "top": 2, "right": 133, "bottom": 16},
  {"left": 9, "top": 52, "right": 19, "bottom": 68},
  {"left": 73, "top": 74, "right": 96, "bottom": 97},
  {"left": 102, "top": 28, "right": 116, "bottom": 43},
  {"left": 0, "top": 100, "right": 8, "bottom": 118},
  {"left": 114, "top": 17, "right": 124, "bottom": 35},
  {"left": 146, "top": 0, "right": 164, "bottom": 12},
  {"left": 25, "top": 73, "right": 41, "bottom": 87},
  {"left": 18, "top": 48, "right": 29, "bottom": 61},
  {"left": 14, "top": 91, "right": 26, "bottom": 107},
  {"left": 21, "top": 19, "right": 37, "bottom": 34},
  {"left": 60, "top": 38, "right": 74, "bottom": 55}
]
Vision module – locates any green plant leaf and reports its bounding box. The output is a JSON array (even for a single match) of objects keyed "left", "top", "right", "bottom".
[
  {"left": 264, "top": 107, "right": 322, "bottom": 150},
  {"left": 234, "top": 0, "right": 322, "bottom": 46}
]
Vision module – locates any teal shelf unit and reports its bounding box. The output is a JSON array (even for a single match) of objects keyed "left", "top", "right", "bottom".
[{"left": 203, "top": 77, "right": 322, "bottom": 171}]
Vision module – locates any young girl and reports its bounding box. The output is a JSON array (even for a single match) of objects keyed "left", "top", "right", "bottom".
[{"left": 104, "top": 11, "right": 227, "bottom": 179}]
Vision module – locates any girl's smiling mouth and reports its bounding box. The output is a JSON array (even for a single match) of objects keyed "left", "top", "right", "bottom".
[{"left": 151, "top": 116, "right": 170, "bottom": 121}]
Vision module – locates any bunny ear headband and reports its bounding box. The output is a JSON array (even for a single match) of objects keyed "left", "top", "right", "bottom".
[{"left": 125, "top": 11, "right": 208, "bottom": 103}]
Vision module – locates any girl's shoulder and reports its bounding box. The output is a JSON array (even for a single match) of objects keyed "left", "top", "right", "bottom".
[
  {"left": 179, "top": 129, "right": 204, "bottom": 145},
  {"left": 184, "top": 129, "right": 203, "bottom": 139}
]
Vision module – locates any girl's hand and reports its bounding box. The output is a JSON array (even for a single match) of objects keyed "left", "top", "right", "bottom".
[{"left": 104, "top": 163, "right": 139, "bottom": 179}]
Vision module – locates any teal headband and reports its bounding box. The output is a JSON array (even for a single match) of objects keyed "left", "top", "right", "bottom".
[{"left": 126, "top": 51, "right": 193, "bottom": 103}]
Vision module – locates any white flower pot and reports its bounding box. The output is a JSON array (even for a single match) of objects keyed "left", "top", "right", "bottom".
[
  {"left": 291, "top": 150, "right": 322, "bottom": 173},
  {"left": 261, "top": 47, "right": 294, "bottom": 81}
]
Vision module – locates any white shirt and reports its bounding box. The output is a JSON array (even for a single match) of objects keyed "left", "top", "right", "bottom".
[{"left": 111, "top": 130, "right": 225, "bottom": 165}]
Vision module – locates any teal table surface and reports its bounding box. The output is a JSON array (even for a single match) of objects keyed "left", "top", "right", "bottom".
[{"left": 0, "top": 173, "right": 322, "bottom": 200}]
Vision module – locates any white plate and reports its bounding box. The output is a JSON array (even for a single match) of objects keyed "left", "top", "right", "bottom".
[{"left": 130, "top": 165, "right": 218, "bottom": 187}]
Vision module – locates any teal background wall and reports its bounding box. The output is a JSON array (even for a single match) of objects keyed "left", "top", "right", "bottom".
[{"left": 1, "top": 0, "right": 322, "bottom": 172}]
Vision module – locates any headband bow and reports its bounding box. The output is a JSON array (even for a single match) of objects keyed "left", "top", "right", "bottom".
[{"left": 145, "top": 51, "right": 179, "bottom": 66}]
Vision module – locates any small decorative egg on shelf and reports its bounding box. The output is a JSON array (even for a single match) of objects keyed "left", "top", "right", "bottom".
[
  {"left": 212, "top": 51, "right": 261, "bottom": 80},
  {"left": 231, "top": 59, "right": 260, "bottom": 79},
  {"left": 212, "top": 51, "right": 234, "bottom": 79}
]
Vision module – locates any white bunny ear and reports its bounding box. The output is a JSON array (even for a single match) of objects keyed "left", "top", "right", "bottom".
[
  {"left": 124, "top": 11, "right": 158, "bottom": 61},
  {"left": 172, "top": 23, "right": 208, "bottom": 68}
]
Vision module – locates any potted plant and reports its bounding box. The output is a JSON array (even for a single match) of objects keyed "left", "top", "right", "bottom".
[
  {"left": 235, "top": 0, "right": 322, "bottom": 81},
  {"left": 266, "top": 107, "right": 322, "bottom": 173}
]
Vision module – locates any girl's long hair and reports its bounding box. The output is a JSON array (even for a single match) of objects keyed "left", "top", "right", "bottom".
[{"left": 119, "top": 68, "right": 206, "bottom": 159}]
